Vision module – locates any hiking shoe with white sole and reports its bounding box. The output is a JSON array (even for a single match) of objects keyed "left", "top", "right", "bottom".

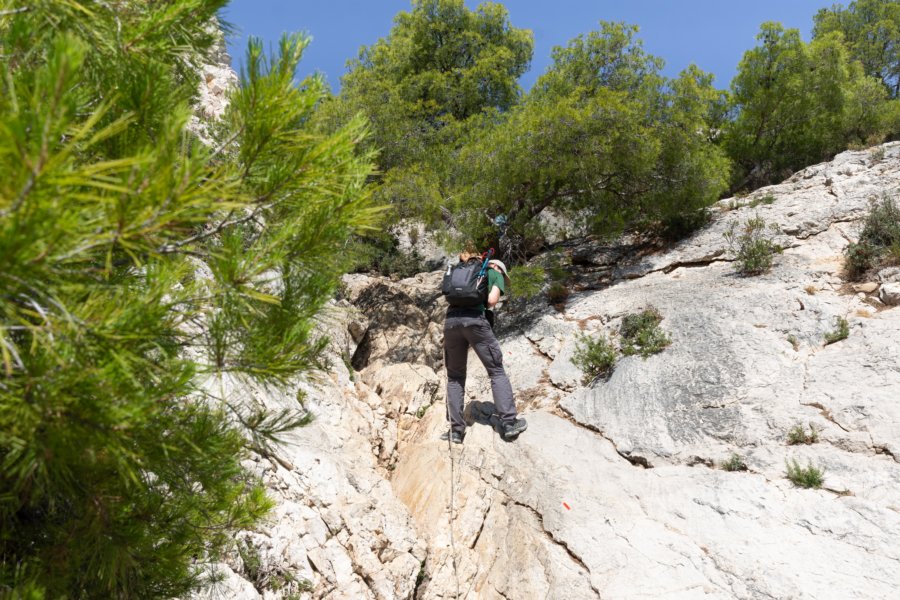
[
  {"left": 502, "top": 418, "right": 528, "bottom": 439},
  {"left": 439, "top": 429, "right": 465, "bottom": 444}
]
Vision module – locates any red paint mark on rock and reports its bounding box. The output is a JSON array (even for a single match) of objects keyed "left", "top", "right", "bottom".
[{"left": 562, "top": 502, "right": 571, "bottom": 510}]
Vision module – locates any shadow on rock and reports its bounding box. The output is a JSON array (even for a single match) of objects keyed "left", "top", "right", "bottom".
[{"left": 463, "top": 401, "right": 517, "bottom": 443}]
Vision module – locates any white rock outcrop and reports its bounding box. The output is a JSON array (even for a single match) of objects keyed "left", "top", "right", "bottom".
[
  {"left": 350, "top": 144, "right": 900, "bottom": 600},
  {"left": 188, "top": 42, "right": 900, "bottom": 599}
]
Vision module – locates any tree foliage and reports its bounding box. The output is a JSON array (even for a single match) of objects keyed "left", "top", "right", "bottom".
[
  {"left": 441, "top": 23, "right": 730, "bottom": 257},
  {"left": 320, "top": 0, "right": 533, "bottom": 172},
  {"left": 813, "top": 0, "right": 900, "bottom": 98},
  {"left": 723, "top": 22, "right": 898, "bottom": 189},
  {"left": 331, "top": 3, "right": 900, "bottom": 270},
  {"left": 0, "top": 1, "right": 378, "bottom": 597}
]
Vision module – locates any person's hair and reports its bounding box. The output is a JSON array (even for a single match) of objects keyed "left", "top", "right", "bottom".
[{"left": 459, "top": 240, "right": 480, "bottom": 263}]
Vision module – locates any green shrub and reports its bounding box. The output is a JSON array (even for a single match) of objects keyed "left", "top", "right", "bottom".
[
  {"left": 620, "top": 308, "right": 672, "bottom": 358},
  {"left": 869, "top": 146, "right": 885, "bottom": 163},
  {"left": 721, "top": 454, "right": 748, "bottom": 472},
  {"left": 747, "top": 194, "right": 776, "bottom": 208},
  {"left": 507, "top": 265, "right": 546, "bottom": 301},
  {"left": 787, "top": 334, "right": 800, "bottom": 351},
  {"left": 572, "top": 333, "right": 618, "bottom": 384},
  {"left": 889, "top": 241, "right": 900, "bottom": 266},
  {"left": 845, "top": 197, "right": 900, "bottom": 278},
  {"left": 657, "top": 208, "right": 712, "bottom": 242},
  {"left": 0, "top": 7, "right": 376, "bottom": 595},
  {"left": 346, "top": 231, "right": 427, "bottom": 279},
  {"left": 547, "top": 281, "right": 570, "bottom": 306},
  {"left": 787, "top": 423, "right": 819, "bottom": 445},
  {"left": 237, "top": 542, "right": 263, "bottom": 586},
  {"left": 786, "top": 460, "right": 825, "bottom": 489},
  {"left": 824, "top": 317, "right": 850, "bottom": 345},
  {"left": 860, "top": 197, "right": 900, "bottom": 249},
  {"left": 723, "top": 215, "right": 781, "bottom": 275},
  {"left": 844, "top": 241, "right": 877, "bottom": 280}
]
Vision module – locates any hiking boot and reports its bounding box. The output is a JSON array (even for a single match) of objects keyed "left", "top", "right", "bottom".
[
  {"left": 439, "top": 429, "right": 465, "bottom": 444},
  {"left": 502, "top": 418, "right": 528, "bottom": 439}
]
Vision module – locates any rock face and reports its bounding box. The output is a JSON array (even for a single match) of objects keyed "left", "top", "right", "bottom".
[
  {"left": 347, "top": 144, "right": 900, "bottom": 600},
  {"left": 188, "top": 45, "right": 900, "bottom": 599},
  {"left": 187, "top": 33, "right": 239, "bottom": 145},
  {"left": 187, "top": 40, "right": 428, "bottom": 600}
]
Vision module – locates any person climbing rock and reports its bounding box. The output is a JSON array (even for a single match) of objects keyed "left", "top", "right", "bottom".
[{"left": 440, "top": 251, "right": 527, "bottom": 444}]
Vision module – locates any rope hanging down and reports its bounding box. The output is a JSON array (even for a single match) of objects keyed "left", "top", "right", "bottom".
[{"left": 447, "top": 431, "right": 461, "bottom": 599}]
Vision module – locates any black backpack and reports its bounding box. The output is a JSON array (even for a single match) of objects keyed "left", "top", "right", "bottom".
[{"left": 441, "top": 257, "right": 489, "bottom": 307}]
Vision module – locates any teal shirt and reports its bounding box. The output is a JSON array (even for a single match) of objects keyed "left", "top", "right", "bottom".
[{"left": 480, "top": 269, "right": 505, "bottom": 312}]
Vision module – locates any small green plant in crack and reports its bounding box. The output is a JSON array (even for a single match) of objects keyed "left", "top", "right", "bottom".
[
  {"left": 787, "top": 334, "right": 800, "bottom": 351},
  {"left": 415, "top": 560, "right": 427, "bottom": 590},
  {"left": 620, "top": 307, "right": 672, "bottom": 358},
  {"left": 415, "top": 403, "right": 433, "bottom": 419},
  {"left": 721, "top": 454, "right": 748, "bottom": 472},
  {"left": 543, "top": 252, "right": 572, "bottom": 309},
  {"left": 270, "top": 571, "right": 300, "bottom": 592},
  {"left": 341, "top": 351, "right": 356, "bottom": 381},
  {"left": 824, "top": 316, "right": 849, "bottom": 345},
  {"left": 237, "top": 541, "right": 263, "bottom": 586},
  {"left": 547, "top": 281, "right": 570, "bottom": 306},
  {"left": 787, "top": 423, "right": 819, "bottom": 445},
  {"left": 723, "top": 215, "right": 782, "bottom": 275},
  {"left": 786, "top": 459, "right": 825, "bottom": 489},
  {"left": 747, "top": 193, "right": 776, "bottom": 208},
  {"left": 283, "top": 578, "right": 315, "bottom": 598},
  {"left": 571, "top": 333, "right": 618, "bottom": 384}
]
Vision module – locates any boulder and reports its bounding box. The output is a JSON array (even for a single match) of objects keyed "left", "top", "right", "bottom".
[
  {"left": 880, "top": 282, "right": 900, "bottom": 305},
  {"left": 852, "top": 282, "right": 879, "bottom": 293}
]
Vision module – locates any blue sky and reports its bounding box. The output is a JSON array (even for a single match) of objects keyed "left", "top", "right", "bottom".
[{"left": 220, "top": 0, "right": 838, "bottom": 92}]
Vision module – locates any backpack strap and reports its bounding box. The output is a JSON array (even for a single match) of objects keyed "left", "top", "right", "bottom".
[{"left": 477, "top": 248, "right": 495, "bottom": 278}]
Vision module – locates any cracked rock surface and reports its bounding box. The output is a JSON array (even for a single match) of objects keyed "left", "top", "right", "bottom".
[
  {"left": 377, "top": 145, "right": 900, "bottom": 599},
  {"left": 191, "top": 51, "right": 900, "bottom": 600}
]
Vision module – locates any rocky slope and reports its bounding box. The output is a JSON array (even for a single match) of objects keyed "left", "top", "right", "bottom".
[
  {"left": 383, "top": 144, "right": 900, "bottom": 600},
  {"left": 191, "top": 47, "right": 900, "bottom": 600},
  {"left": 198, "top": 143, "right": 900, "bottom": 600}
]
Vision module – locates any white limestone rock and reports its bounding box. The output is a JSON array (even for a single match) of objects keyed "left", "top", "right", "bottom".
[
  {"left": 200, "top": 142, "right": 900, "bottom": 599},
  {"left": 879, "top": 282, "right": 900, "bottom": 305},
  {"left": 377, "top": 144, "right": 900, "bottom": 599}
]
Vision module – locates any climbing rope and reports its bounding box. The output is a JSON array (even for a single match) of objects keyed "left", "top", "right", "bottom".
[{"left": 447, "top": 432, "right": 461, "bottom": 599}]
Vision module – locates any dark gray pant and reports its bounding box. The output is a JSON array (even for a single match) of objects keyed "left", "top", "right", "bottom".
[{"left": 444, "top": 315, "right": 517, "bottom": 433}]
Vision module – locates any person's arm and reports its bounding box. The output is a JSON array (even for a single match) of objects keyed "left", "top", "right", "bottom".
[{"left": 487, "top": 285, "right": 502, "bottom": 308}]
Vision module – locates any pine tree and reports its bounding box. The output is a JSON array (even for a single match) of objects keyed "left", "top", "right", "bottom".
[
  {"left": 724, "top": 22, "right": 896, "bottom": 189},
  {"left": 0, "top": 1, "right": 378, "bottom": 597},
  {"left": 441, "top": 22, "right": 730, "bottom": 254},
  {"left": 321, "top": 0, "right": 533, "bottom": 173},
  {"left": 813, "top": 0, "right": 900, "bottom": 98}
]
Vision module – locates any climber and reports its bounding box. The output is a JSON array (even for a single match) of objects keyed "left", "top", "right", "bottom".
[{"left": 440, "top": 251, "right": 528, "bottom": 444}]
